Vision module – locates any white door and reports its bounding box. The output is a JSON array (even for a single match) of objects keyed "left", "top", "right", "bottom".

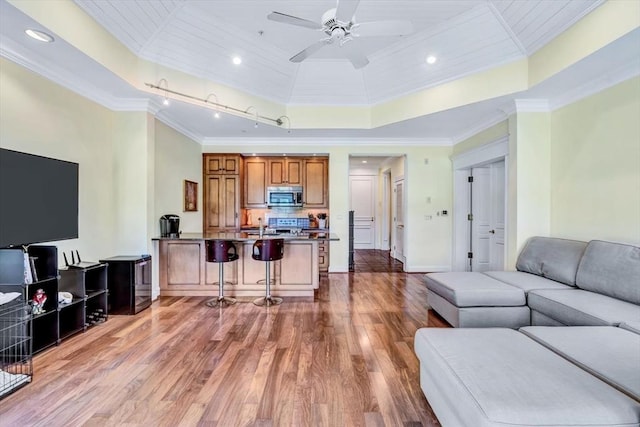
[
  {"left": 393, "top": 178, "right": 405, "bottom": 263},
  {"left": 471, "top": 167, "right": 491, "bottom": 271},
  {"left": 470, "top": 161, "right": 505, "bottom": 271},
  {"left": 349, "top": 175, "right": 376, "bottom": 249}
]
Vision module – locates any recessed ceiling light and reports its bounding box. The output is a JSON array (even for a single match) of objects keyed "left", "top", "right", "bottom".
[
  {"left": 162, "top": 98, "right": 170, "bottom": 106},
  {"left": 232, "top": 56, "right": 242, "bottom": 65},
  {"left": 362, "top": 160, "right": 367, "bottom": 164},
  {"left": 426, "top": 55, "right": 437, "bottom": 65},
  {"left": 25, "top": 29, "right": 54, "bottom": 43},
  {"left": 213, "top": 111, "right": 220, "bottom": 119}
]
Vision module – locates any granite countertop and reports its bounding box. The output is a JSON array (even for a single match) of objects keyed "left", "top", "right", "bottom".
[{"left": 152, "top": 232, "right": 340, "bottom": 242}]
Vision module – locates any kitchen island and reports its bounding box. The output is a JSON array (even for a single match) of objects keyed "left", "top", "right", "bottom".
[{"left": 151, "top": 232, "right": 339, "bottom": 299}]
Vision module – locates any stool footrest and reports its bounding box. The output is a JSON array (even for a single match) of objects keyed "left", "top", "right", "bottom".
[
  {"left": 253, "top": 296, "right": 283, "bottom": 306},
  {"left": 205, "top": 296, "right": 237, "bottom": 307}
]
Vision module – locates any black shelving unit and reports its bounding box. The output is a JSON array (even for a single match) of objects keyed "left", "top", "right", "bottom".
[
  {"left": 59, "top": 263, "right": 108, "bottom": 329},
  {"left": 0, "top": 245, "right": 60, "bottom": 353}
]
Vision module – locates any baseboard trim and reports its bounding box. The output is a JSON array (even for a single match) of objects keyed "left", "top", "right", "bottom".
[{"left": 404, "top": 265, "right": 450, "bottom": 273}]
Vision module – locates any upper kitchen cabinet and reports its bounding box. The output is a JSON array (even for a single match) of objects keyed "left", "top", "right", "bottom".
[
  {"left": 243, "top": 157, "right": 268, "bottom": 208},
  {"left": 204, "top": 154, "right": 240, "bottom": 175},
  {"left": 303, "top": 158, "right": 328, "bottom": 208},
  {"left": 268, "top": 158, "right": 302, "bottom": 186}
]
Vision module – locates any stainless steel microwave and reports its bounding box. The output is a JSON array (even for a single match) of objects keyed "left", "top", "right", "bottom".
[{"left": 267, "top": 185, "right": 304, "bottom": 208}]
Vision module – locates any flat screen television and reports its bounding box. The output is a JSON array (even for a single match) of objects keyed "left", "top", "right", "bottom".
[{"left": 0, "top": 148, "right": 79, "bottom": 248}]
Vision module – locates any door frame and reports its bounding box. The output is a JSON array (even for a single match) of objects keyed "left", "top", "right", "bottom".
[
  {"left": 452, "top": 137, "right": 509, "bottom": 271},
  {"left": 381, "top": 169, "right": 392, "bottom": 251},
  {"left": 392, "top": 175, "right": 405, "bottom": 264}
]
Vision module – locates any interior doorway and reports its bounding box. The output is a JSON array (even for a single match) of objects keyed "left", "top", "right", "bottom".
[
  {"left": 349, "top": 155, "right": 405, "bottom": 272},
  {"left": 392, "top": 177, "right": 405, "bottom": 263},
  {"left": 452, "top": 137, "right": 509, "bottom": 271}
]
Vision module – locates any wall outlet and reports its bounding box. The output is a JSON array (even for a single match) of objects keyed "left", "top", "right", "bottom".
[
  {"left": 425, "top": 215, "right": 433, "bottom": 220},
  {"left": 426, "top": 196, "right": 431, "bottom": 204}
]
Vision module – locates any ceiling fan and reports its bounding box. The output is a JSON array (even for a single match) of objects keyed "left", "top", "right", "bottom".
[{"left": 267, "top": 0, "right": 413, "bottom": 69}]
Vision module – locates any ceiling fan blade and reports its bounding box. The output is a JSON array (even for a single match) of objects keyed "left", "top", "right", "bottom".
[
  {"left": 290, "top": 40, "right": 330, "bottom": 63},
  {"left": 268, "top": 12, "right": 322, "bottom": 30},
  {"left": 353, "top": 21, "right": 414, "bottom": 37},
  {"left": 343, "top": 49, "right": 369, "bottom": 69},
  {"left": 335, "top": 0, "right": 360, "bottom": 23}
]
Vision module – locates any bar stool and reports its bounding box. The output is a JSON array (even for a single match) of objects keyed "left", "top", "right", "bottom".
[
  {"left": 205, "top": 239, "right": 239, "bottom": 307},
  {"left": 252, "top": 238, "right": 285, "bottom": 306}
]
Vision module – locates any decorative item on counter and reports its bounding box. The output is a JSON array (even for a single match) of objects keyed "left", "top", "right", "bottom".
[
  {"left": 317, "top": 213, "right": 327, "bottom": 229},
  {"left": 31, "top": 288, "right": 47, "bottom": 315},
  {"left": 308, "top": 213, "right": 317, "bottom": 228},
  {"left": 246, "top": 210, "right": 253, "bottom": 226}
]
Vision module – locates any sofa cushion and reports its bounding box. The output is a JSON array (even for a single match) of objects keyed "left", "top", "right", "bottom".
[
  {"left": 424, "top": 272, "right": 525, "bottom": 307},
  {"left": 515, "top": 236, "right": 587, "bottom": 286},
  {"left": 484, "top": 271, "right": 572, "bottom": 293},
  {"left": 414, "top": 328, "right": 640, "bottom": 427},
  {"left": 520, "top": 326, "right": 640, "bottom": 401},
  {"left": 528, "top": 289, "right": 640, "bottom": 326},
  {"left": 576, "top": 240, "right": 640, "bottom": 304}
]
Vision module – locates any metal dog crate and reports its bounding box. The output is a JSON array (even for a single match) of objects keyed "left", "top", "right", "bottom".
[{"left": 0, "top": 295, "right": 32, "bottom": 399}]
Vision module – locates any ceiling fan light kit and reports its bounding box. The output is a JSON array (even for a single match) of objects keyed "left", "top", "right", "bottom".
[{"left": 268, "top": 0, "right": 413, "bottom": 69}]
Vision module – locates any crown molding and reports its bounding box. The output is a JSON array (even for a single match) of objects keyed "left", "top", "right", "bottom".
[
  {"left": 513, "top": 99, "right": 550, "bottom": 112},
  {"left": 452, "top": 110, "right": 509, "bottom": 145},
  {"left": 0, "top": 36, "right": 151, "bottom": 113},
  {"left": 201, "top": 137, "right": 452, "bottom": 147},
  {"left": 549, "top": 60, "right": 640, "bottom": 111},
  {"left": 155, "top": 112, "right": 204, "bottom": 144}
]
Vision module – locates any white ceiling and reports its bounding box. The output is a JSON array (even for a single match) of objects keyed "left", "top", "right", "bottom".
[{"left": 1, "top": 0, "right": 639, "bottom": 143}]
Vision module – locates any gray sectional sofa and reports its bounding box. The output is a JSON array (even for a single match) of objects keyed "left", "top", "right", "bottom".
[
  {"left": 414, "top": 237, "right": 640, "bottom": 426},
  {"left": 424, "top": 237, "right": 640, "bottom": 328}
]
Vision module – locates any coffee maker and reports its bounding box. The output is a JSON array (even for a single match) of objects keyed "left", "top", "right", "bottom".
[{"left": 160, "top": 214, "right": 180, "bottom": 237}]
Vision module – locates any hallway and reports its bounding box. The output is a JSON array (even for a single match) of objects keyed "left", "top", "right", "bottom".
[{"left": 353, "top": 249, "right": 404, "bottom": 273}]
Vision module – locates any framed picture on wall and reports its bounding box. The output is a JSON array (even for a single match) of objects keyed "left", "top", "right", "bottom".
[{"left": 184, "top": 180, "right": 198, "bottom": 212}]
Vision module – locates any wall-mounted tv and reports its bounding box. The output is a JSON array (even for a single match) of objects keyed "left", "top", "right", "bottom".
[{"left": 0, "top": 149, "right": 79, "bottom": 248}]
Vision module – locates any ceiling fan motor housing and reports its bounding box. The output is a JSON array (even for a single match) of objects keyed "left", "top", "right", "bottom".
[{"left": 322, "top": 8, "right": 352, "bottom": 42}]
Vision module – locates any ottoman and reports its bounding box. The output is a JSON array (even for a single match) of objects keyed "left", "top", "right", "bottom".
[
  {"left": 424, "top": 272, "right": 530, "bottom": 328},
  {"left": 414, "top": 328, "right": 640, "bottom": 427}
]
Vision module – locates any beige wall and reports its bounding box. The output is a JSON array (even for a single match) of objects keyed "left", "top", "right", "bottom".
[
  {"left": 453, "top": 76, "right": 640, "bottom": 268},
  {"left": 0, "top": 58, "right": 116, "bottom": 263},
  {"left": 550, "top": 76, "right": 640, "bottom": 244},
  {"left": 154, "top": 120, "right": 202, "bottom": 234}
]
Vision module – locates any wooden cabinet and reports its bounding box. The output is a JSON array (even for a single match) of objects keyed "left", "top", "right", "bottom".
[
  {"left": 203, "top": 154, "right": 241, "bottom": 232},
  {"left": 268, "top": 158, "right": 302, "bottom": 185},
  {"left": 204, "top": 174, "right": 240, "bottom": 231},
  {"left": 243, "top": 157, "right": 268, "bottom": 208},
  {"left": 303, "top": 158, "right": 328, "bottom": 208},
  {"left": 242, "top": 156, "right": 328, "bottom": 208},
  {"left": 204, "top": 154, "right": 240, "bottom": 174},
  {"left": 318, "top": 240, "right": 329, "bottom": 273}
]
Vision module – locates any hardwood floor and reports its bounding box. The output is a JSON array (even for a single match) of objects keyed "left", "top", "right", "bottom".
[
  {"left": 0, "top": 272, "right": 449, "bottom": 426},
  {"left": 354, "top": 250, "right": 404, "bottom": 273}
]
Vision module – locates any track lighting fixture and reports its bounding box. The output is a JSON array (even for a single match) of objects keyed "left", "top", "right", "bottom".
[
  {"left": 277, "top": 115, "right": 291, "bottom": 134},
  {"left": 156, "top": 78, "right": 170, "bottom": 106},
  {"left": 145, "top": 81, "right": 290, "bottom": 128},
  {"left": 204, "top": 93, "right": 221, "bottom": 119},
  {"left": 245, "top": 106, "right": 259, "bottom": 128}
]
